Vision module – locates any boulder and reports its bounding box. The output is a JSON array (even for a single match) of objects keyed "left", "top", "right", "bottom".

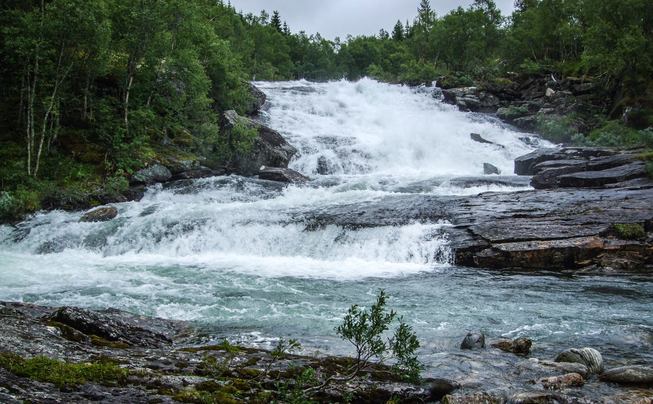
[
  {"left": 555, "top": 347, "right": 603, "bottom": 374},
  {"left": 428, "top": 379, "right": 460, "bottom": 401},
  {"left": 460, "top": 332, "right": 486, "bottom": 350},
  {"left": 258, "top": 167, "right": 309, "bottom": 184},
  {"left": 131, "top": 164, "right": 172, "bottom": 185},
  {"left": 171, "top": 167, "right": 222, "bottom": 181},
  {"left": 558, "top": 162, "right": 647, "bottom": 188},
  {"left": 491, "top": 337, "right": 532, "bottom": 356},
  {"left": 244, "top": 82, "right": 267, "bottom": 116},
  {"left": 221, "top": 110, "right": 297, "bottom": 176},
  {"left": 442, "top": 87, "right": 500, "bottom": 113},
  {"left": 79, "top": 206, "right": 118, "bottom": 223},
  {"left": 47, "top": 306, "right": 173, "bottom": 348},
  {"left": 538, "top": 373, "right": 585, "bottom": 390},
  {"left": 317, "top": 156, "right": 332, "bottom": 175},
  {"left": 442, "top": 392, "right": 502, "bottom": 404},
  {"left": 471, "top": 133, "right": 503, "bottom": 147},
  {"left": 599, "top": 365, "right": 653, "bottom": 386},
  {"left": 509, "top": 392, "right": 574, "bottom": 403},
  {"left": 483, "top": 163, "right": 501, "bottom": 175}
]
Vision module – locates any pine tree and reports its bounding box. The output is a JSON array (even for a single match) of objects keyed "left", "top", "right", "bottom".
[
  {"left": 417, "top": 0, "right": 435, "bottom": 26},
  {"left": 270, "top": 10, "right": 282, "bottom": 33},
  {"left": 392, "top": 20, "right": 404, "bottom": 41},
  {"left": 282, "top": 21, "right": 290, "bottom": 35}
]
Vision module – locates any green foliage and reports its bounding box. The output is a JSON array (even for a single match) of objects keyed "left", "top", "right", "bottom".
[
  {"left": 612, "top": 223, "right": 646, "bottom": 240},
  {"left": 574, "top": 121, "right": 653, "bottom": 148},
  {"left": 0, "top": 353, "right": 127, "bottom": 389},
  {"left": 336, "top": 290, "right": 422, "bottom": 382},
  {"left": 536, "top": 114, "right": 580, "bottom": 143}
]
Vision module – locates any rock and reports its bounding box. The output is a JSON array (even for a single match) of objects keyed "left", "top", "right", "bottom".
[
  {"left": 534, "top": 360, "right": 590, "bottom": 378},
  {"left": 471, "top": 133, "right": 503, "bottom": 147},
  {"left": 483, "top": 163, "right": 501, "bottom": 175},
  {"left": 47, "top": 306, "right": 174, "bottom": 348},
  {"left": 171, "top": 167, "right": 222, "bottom": 181},
  {"left": 79, "top": 206, "right": 118, "bottom": 223},
  {"left": 131, "top": 164, "right": 172, "bottom": 185},
  {"left": 558, "top": 162, "right": 647, "bottom": 188},
  {"left": 317, "top": 156, "right": 333, "bottom": 175},
  {"left": 531, "top": 165, "right": 588, "bottom": 189},
  {"left": 497, "top": 105, "right": 530, "bottom": 122},
  {"left": 555, "top": 348, "right": 603, "bottom": 374},
  {"left": 428, "top": 379, "right": 460, "bottom": 401},
  {"left": 244, "top": 82, "right": 267, "bottom": 116},
  {"left": 587, "top": 153, "right": 636, "bottom": 171},
  {"left": 259, "top": 167, "right": 309, "bottom": 184},
  {"left": 545, "top": 88, "right": 556, "bottom": 97},
  {"left": 221, "top": 110, "right": 297, "bottom": 176},
  {"left": 491, "top": 337, "right": 532, "bottom": 356},
  {"left": 515, "top": 148, "right": 568, "bottom": 175},
  {"left": 600, "top": 365, "right": 653, "bottom": 386},
  {"left": 538, "top": 373, "right": 585, "bottom": 390},
  {"left": 460, "top": 332, "right": 486, "bottom": 350},
  {"left": 443, "top": 392, "right": 503, "bottom": 404},
  {"left": 510, "top": 392, "right": 574, "bottom": 403},
  {"left": 442, "top": 87, "right": 500, "bottom": 113}
]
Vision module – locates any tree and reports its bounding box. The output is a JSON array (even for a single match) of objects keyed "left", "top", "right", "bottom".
[
  {"left": 270, "top": 10, "right": 282, "bottom": 33},
  {"left": 417, "top": 0, "right": 435, "bottom": 27},
  {"left": 392, "top": 20, "right": 405, "bottom": 41}
]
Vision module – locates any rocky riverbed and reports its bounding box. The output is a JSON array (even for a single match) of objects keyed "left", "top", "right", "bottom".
[{"left": 1, "top": 302, "right": 652, "bottom": 403}]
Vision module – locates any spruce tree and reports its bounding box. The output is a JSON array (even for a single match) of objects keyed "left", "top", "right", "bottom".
[
  {"left": 270, "top": 10, "right": 282, "bottom": 33},
  {"left": 282, "top": 21, "right": 290, "bottom": 35},
  {"left": 392, "top": 20, "right": 404, "bottom": 41},
  {"left": 417, "top": 0, "right": 435, "bottom": 26}
]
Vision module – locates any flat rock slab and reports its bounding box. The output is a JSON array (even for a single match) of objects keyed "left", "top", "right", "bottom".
[{"left": 600, "top": 366, "right": 653, "bottom": 386}]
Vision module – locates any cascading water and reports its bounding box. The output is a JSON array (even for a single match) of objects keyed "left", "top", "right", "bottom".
[{"left": 1, "top": 79, "right": 652, "bottom": 385}]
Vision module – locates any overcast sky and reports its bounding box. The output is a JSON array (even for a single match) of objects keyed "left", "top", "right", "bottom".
[{"left": 229, "top": 0, "right": 516, "bottom": 39}]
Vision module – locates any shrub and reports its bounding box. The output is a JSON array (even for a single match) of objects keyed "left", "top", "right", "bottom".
[
  {"left": 613, "top": 223, "right": 646, "bottom": 240},
  {"left": 536, "top": 114, "right": 580, "bottom": 143}
]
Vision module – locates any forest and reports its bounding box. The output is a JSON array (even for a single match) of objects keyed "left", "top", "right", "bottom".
[{"left": 0, "top": 0, "right": 652, "bottom": 220}]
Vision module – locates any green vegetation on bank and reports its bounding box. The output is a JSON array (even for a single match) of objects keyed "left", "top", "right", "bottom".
[{"left": 1, "top": 0, "right": 652, "bottom": 220}]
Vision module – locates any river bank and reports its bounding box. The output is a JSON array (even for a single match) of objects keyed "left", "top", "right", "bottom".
[{"left": 1, "top": 301, "right": 652, "bottom": 403}]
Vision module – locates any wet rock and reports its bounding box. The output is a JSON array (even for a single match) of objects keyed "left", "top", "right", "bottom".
[
  {"left": 484, "top": 163, "right": 501, "bottom": 175},
  {"left": 514, "top": 147, "right": 617, "bottom": 176},
  {"left": 47, "top": 306, "right": 174, "bottom": 348},
  {"left": 442, "top": 87, "right": 500, "bottom": 112},
  {"left": 221, "top": 110, "right": 297, "bottom": 176},
  {"left": 131, "top": 164, "right": 172, "bottom": 185},
  {"left": 171, "top": 167, "right": 222, "bottom": 181},
  {"left": 538, "top": 373, "right": 585, "bottom": 390},
  {"left": 317, "top": 156, "right": 332, "bottom": 175},
  {"left": 244, "top": 82, "right": 267, "bottom": 116},
  {"left": 259, "top": 167, "right": 309, "bottom": 184},
  {"left": 461, "top": 332, "right": 486, "bottom": 350},
  {"left": 428, "top": 378, "right": 460, "bottom": 400},
  {"left": 79, "top": 206, "right": 118, "bottom": 223},
  {"left": 599, "top": 365, "right": 653, "bottom": 386},
  {"left": 558, "top": 162, "right": 647, "bottom": 188},
  {"left": 531, "top": 359, "right": 590, "bottom": 378},
  {"left": 555, "top": 348, "right": 603, "bottom": 374},
  {"left": 531, "top": 165, "right": 588, "bottom": 189},
  {"left": 491, "top": 337, "right": 532, "bottom": 356},
  {"left": 442, "top": 392, "right": 503, "bottom": 404},
  {"left": 510, "top": 391, "right": 574, "bottom": 403},
  {"left": 471, "top": 133, "right": 504, "bottom": 148}
]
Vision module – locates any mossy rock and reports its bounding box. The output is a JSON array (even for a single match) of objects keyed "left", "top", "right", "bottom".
[{"left": 612, "top": 223, "right": 646, "bottom": 240}]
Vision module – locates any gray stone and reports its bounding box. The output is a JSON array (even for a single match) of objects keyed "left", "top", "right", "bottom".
[
  {"left": 483, "top": 163, "right": 501, "bottom": 175},
  {"left": 600, "top": 365, "right": 653, "bottom": 386},
  {"left": 491, "top": 337, "right": 532, "bottom": 356},
  {"left": 79, "top": 206, "right": 118, "bottom": 223},
  {"left": 244, "top": 82, "right": 267, "bottom": 116},
  {"left": 558, "top": 162, "right": 647, "bottom": 188},
  {"left": 221, "top": 110, "right": 297, "bottom": 176},
  {"left": 132, "top": 164, "right": 172, "bottom": 185},
  {"left": 460, "top": 332, "right": 485, "bottom": 350},
  {"left": 555, "top": 347, "right": 603, "bottom": 374},
  {"left": 259, "top": 167, "right": 309, "bottom": 184}
]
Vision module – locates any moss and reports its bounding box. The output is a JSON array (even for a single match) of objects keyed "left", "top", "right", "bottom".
[
  {"left": 174, "top": 387, "right": 240, "bottom": 404},
  {"left": 0, "top": 353, "right": 128, "bottom": 389},
  {"left": 536, "top": 114, "right": 580, "bottom": 143},
  {"left": 613, "top": 223, "right": 646, "bottom": 240},
  {"left": 90, "top": 335, "right": 130, "bottom": 349},
  {"left": 46, "top": 320, "right": 89, "bottom": 343}
]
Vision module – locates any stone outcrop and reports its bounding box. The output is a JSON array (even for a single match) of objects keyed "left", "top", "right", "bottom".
[
  {"left": 221, "top": 110, "right": 298, "bottom": 176},
  {"left": 130, "top": 164, "right": 172, "bottom": 185},
  {"left": 600, "top": 366, "right": 653, "bottom": 386},
  {"left": 442, "top": 87, "right": 501, "bottom": 113},
  {"left": 259, "top": 167, "right": 310, "bottom": 184},
  {"left": 244, "top": 82, "right": 267, "bottom": 116}
]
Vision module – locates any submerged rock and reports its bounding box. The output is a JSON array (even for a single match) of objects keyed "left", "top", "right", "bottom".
[
  {"left": 79, "top": 206, "right": 118, "bottom": 223},
  {"left": 461, "top": 332, "right": 486, "bottom": 350},
  {"left": 555, "top": 347, "right": 604, "bottom": 374},
  {"left": 258, "top": 167, "right": 309, "bottom": 184},
  {"left": 492, "top": 337, "right": 532, "bottom": 356},
  {"left": 600, "top": 365, "right": 653, "bottom": 386},
  {"left": 428, "top": 378, "right": 461, "bottom": 401}
]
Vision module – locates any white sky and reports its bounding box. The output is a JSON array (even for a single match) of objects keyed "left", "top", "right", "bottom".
[{"left": 229, "top": 0, "right": 516, "bottom": 39}]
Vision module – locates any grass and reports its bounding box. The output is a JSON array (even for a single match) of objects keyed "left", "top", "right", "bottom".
[
  {"left": 613, "top": 223, "right": 646, "bottom": 240},
  {"left": 0, "top": 353, "right": 127, "bottom": 389}
]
